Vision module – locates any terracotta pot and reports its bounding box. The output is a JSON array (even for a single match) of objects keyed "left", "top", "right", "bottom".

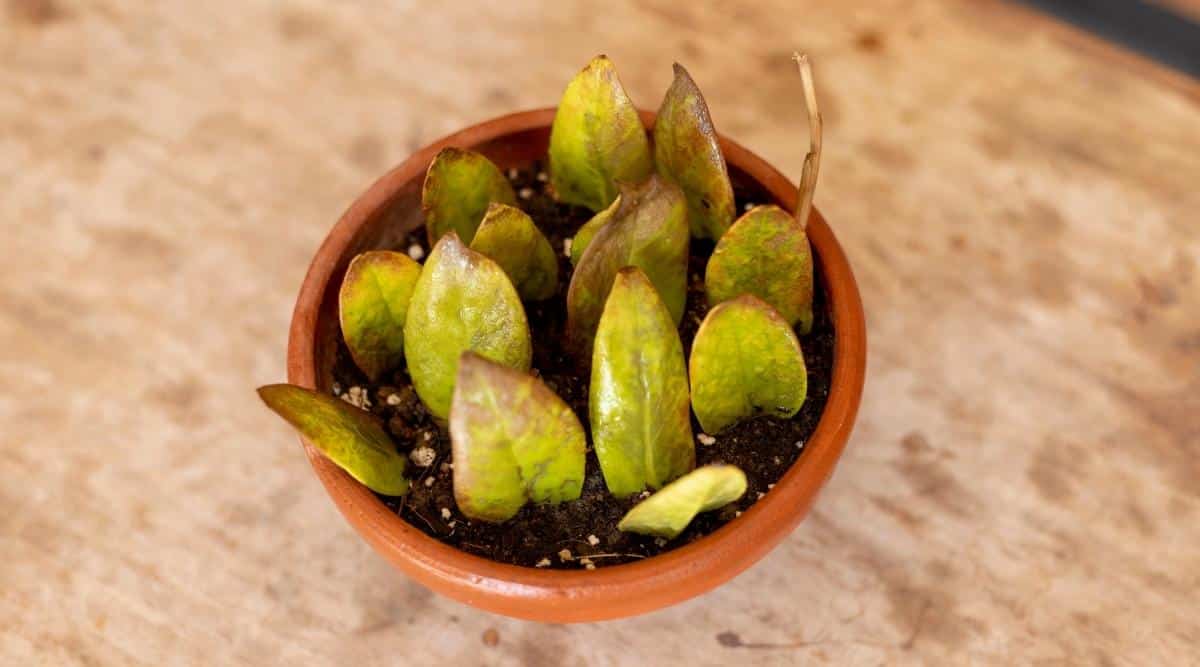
[{"left": 286, "top": 109, "right": 867, "bottom": 623}]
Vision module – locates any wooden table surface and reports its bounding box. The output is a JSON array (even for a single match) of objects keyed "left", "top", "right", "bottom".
[{"left": 3, "top": 1, "right": 1197, "bottom": 664}]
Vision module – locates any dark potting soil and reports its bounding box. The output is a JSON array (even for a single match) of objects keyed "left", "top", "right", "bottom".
[{"left": 330, "top": 161, "right": 835, "bottom": 569}]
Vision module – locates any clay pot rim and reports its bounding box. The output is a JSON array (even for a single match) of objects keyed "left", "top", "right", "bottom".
[{"left": 286, "top": 108, "right": 866, "bottom": 622}]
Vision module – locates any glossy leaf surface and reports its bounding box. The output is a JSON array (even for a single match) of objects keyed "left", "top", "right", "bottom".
[
  {"left": 705, "top": 204, "right": 814, "bottom": 333},
  {"left": 470, "top": 203, "right": 558, "bottom": 301},
  {"left": 421, "top": 147, "right": 516, "bottom": 245},
  {"left": 404, "top": 233, "right": 531, "bottom": 419},
  {"left": 569, "top": 194, "right": 620, "bottom": 266},
  {"left": 338, "top": 251, "right": 421, "bottom": 381},
  {"left": 617, "top": 465, "right": 747, "bottom": 538},
  {"left": 450, "top": 352, "right": 586, "bottom": 522},
  {"left": 653, "top": 63, "right": 735, "bottom": 240},
  {"left": 566, "top": 175, "right": 689, "bottom": 356},
  {"left": 548, "top": 55, "right": 653, "bottom": 211},
  {"left": 257, "top": 384, "right": 408, "bottom": 495},
  {"left": 590, "top": 268, "right": 693, "bottom": 497},
  {"left": 689, "top": 294, "right": 808, "bottom": 434}
]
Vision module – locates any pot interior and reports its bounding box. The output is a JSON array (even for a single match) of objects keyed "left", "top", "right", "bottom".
[{"left": 310, "top": 126, "right": 830, "bottom": 409}]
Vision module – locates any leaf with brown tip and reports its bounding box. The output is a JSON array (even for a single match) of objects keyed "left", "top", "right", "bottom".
[
  {"left": 590, "top": 267, "right": 693, "bottom": 497},
  {"left": 705, "top": 204, "right": 814, "bottom": 333},
  {"left": 257, "top": 384, "right": 408, "bottom": 495},
  {"left": 338, "top": 251, "right": 421, "bottom": 381},
  {"left": 566, "top": 175, "right": 689, "bottom": 357},
  {"left": 421, "top": 147, "right": 517, "bottom": 245},
  {"left": 549, "top": 55, "right": 653, "bottom": 211},
  {"left": 653, "top": 63, "right": 735, "bottom": 240},
  {"left": 469, "top": 203, "right": 558, "bottom": 301},
  {"left": 404, "top": 232, "right": 532, "bottom": 419},
  {"left": 617, "top": 465, "right": 747, "bottom": 538},
  {"left": 450, "top": 352, "right": 586, "bottom": 522},
  {"left": 689, "top": 294, "right": 808, "bottom": 434}
]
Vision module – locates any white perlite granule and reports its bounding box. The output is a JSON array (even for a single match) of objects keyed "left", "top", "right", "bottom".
[
  {"left": 440, "top": 507, "right": 452, "bottom": 521},
  {"left": 409, "top": 446, "right": 436, "bottom": 467},
  {"left": 697, "top": 433, "right": 716, "bottom": 446},
  {"left": 341, "top": 386, "right": 370, "bottom": 410},
  {"left": 535, "top": 558, "right": 551, "bottom": 568},
  {"left": 558, "top": 548, "right": 572, "bottom": 562},
  {"left": 407, "top": 244, "right": 425, "bottom": 261},
  {"left": 586, "top": 534, "right": 600, "bottom": 547}
]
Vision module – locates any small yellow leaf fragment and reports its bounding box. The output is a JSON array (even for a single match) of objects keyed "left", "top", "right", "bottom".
[{"left": 618, "top": 465, "right": 747, "bottom": 538}]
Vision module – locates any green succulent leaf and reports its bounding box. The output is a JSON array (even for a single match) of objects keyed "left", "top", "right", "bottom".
[
  {"left": 404, "top": 232, "right": 532, "bottom": 419},
  {"left": 548, "top": 55, "right": 653, "bottom": 211},
  {"left": 705, "top": 204, "right": 815, "bottom": 333},
  {"left": 469, "top": 203, "right": 559, "bottom": 301},
  {"left": 590, "top": 267, "right": 693, "bottom": 497},
  {"left": 690, "top": 294, "right": 808, "bottom": 434},
  {"left": 617, "top": 465, "right": 747, "bottom": 538},
  {"left": 449, "top": 352, "right": 586, "bottom": 522},
  {"left": 569, "top": 194, "right": 621, "bottom": 266},
  {"left": 257, "top": 384, "right": 408, "bottom": 496},
  {"left": 338, "top": 251, "right": 421, "bottom": 381},
  {"left": 653, "top": 63, "right": 735, "bottom": 240},
  {"left": 566, "top": 175, "right": 689, "bottom": 356},
  {"left": 421, "top": 147, "right": 517, "bottom": 245}
]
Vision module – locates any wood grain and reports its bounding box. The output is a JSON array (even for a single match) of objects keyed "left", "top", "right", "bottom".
[{"left": 2, "top": 0, "right": 1197, "bottom": 664}]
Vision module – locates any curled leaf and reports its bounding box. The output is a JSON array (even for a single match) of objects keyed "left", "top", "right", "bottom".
[
  {"left": 421, "top": 147, "right": 517, "bottom": 245},
  {"left": 569, "top": 194, "right": 621, "bottom": 266},
  {"left": 469, "top": 203, "right": 558, "bottom": 301},
  {"left": 653, "top": 63, "right": 735, "bottom": 240},
  {"left": 404, "top": 232, "right": 532, "bottom": 419},
  {"left": 338, "top": 251, "right": 421, "bottom": 381},
  {"left": 617, "top": 465, "right": 747, "bottom": 538},
  {"left": 257, "top": 384, "right": 408, "bottom": 496},
  {"left": 590, "top": 267, "right": 693, "bottom": 497},
  {"left": 689, "top": 294, "right": 808, "bottom": 434},
  {"left": 549, "top": 55, "right": 653, "bottom": 211},
  {"left": 450, "top": 352, "right": 586, "bottom": 522},
  {"left": 566, "top": 175, "right": 689, "bottom": 356},
  {"left": 705, "top": 204, "right": 815, "bottom": 332}
]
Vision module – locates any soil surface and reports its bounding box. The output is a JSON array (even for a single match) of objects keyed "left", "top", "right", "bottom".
[{"left": 330, "top": 161, "right": 835, "bottom": 569}]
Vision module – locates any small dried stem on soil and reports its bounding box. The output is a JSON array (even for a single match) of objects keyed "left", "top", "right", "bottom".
[
  {"left": 409, "top": 508, "right": 440, "bottom": 534},
  {"left": 793, "top": 52, "right": 822, "bottom": 230}
]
